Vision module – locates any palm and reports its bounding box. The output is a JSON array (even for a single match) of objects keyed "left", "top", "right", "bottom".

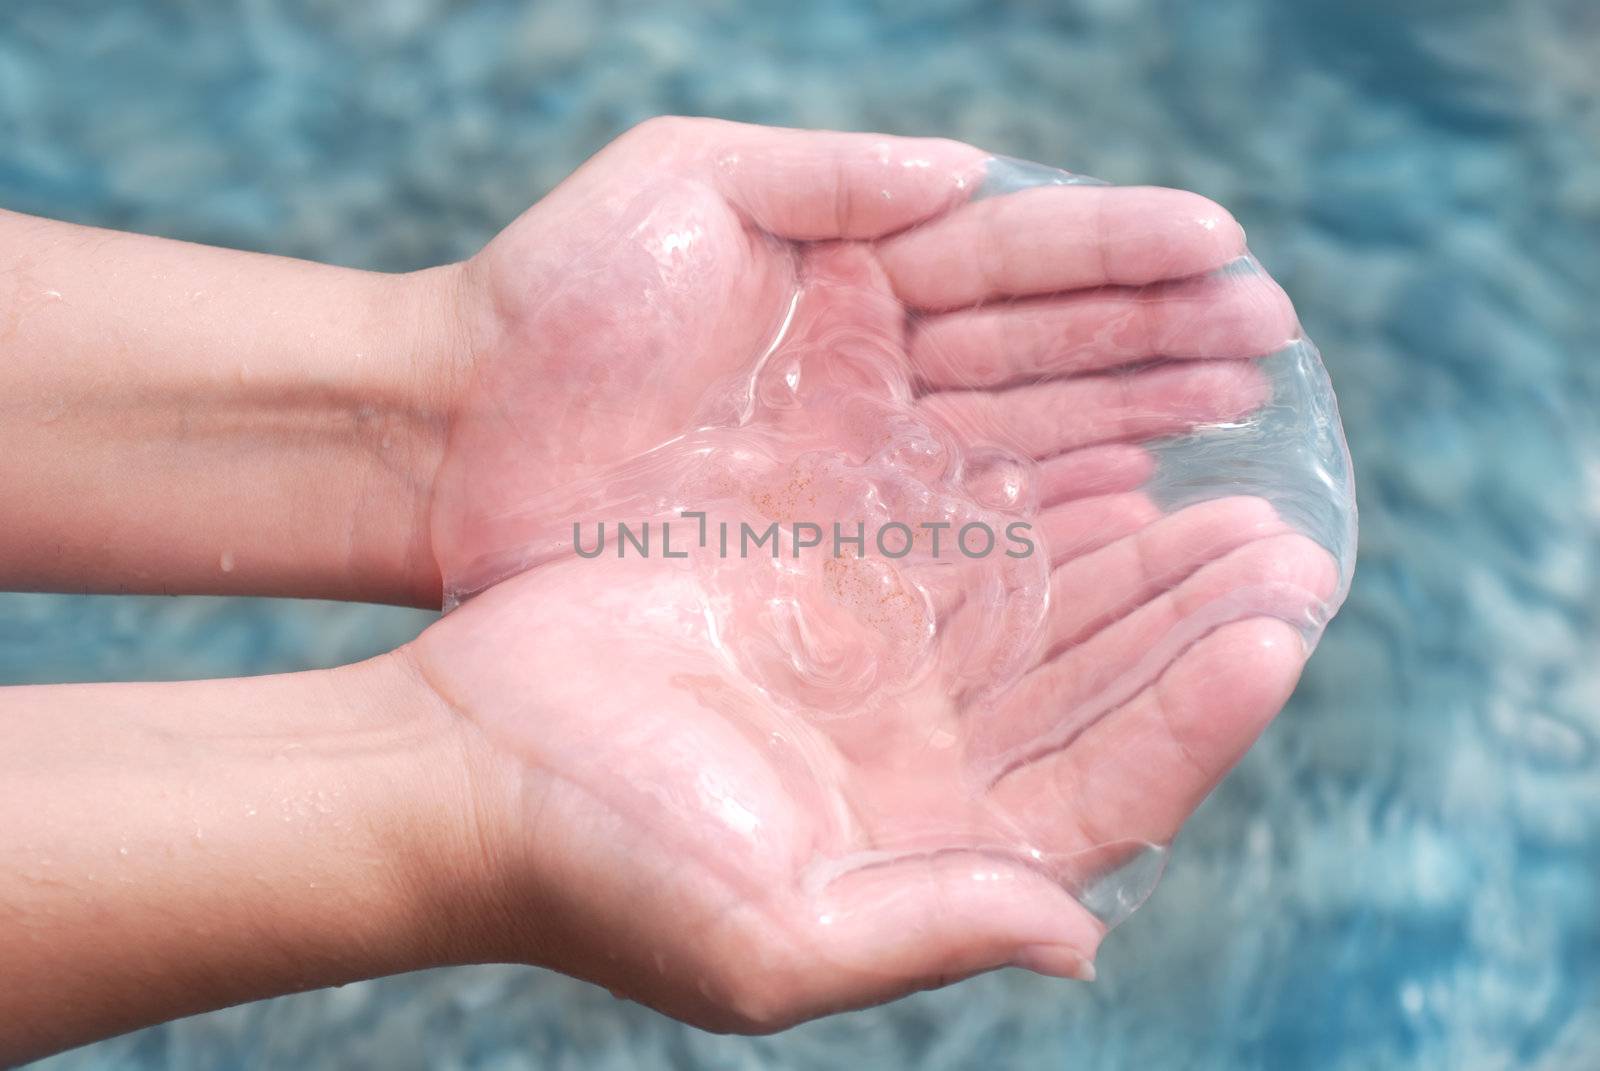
[
  {"left": 431, "top": 126, "right": 796, "bottom": 586},
  {"left": 415, "top": 119, "right": 1350, "bottom": 1027}
]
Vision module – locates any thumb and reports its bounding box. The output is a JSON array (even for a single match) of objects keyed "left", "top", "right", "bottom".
[{"left": 802, "top": 850, "right": 1107, "bottom": 1006}]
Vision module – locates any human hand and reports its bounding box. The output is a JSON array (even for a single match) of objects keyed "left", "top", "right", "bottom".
[
  {"left": 402, "top": 118, "right": 1351, "bottom": 1029},
  {"left": 429, "top": 116, "right": 1305, "bottom": 592}
]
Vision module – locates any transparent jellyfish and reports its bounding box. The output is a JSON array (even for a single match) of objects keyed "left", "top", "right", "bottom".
[{"left": 414, "top": 119, "right": 1355, "bottom": 1020}]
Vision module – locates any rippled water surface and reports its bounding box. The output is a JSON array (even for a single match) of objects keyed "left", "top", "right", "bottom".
[{"left": 3, "top": 2, "right": 1595, "bottom": 1067}]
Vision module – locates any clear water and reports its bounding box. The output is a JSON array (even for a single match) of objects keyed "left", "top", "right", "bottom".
[{"left": 2, "top": 1, "right": 1595, "bottom": 1068}]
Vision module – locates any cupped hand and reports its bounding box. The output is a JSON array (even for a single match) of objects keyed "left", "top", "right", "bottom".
[{"left": 409, "top": 118, "right": 1344, "bottom": 1030}]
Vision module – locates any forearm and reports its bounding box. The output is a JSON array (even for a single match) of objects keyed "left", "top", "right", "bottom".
[
  {"left": 0, "top": 209, "right": 465, "bottom": 607},
  {"left": 0, "top": 656, "right": 500, "bottom": 1064}
]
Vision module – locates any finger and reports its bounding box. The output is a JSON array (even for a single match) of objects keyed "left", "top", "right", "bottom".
[
  {"left": 934, "top": 492, "right": 1157, "bottom": 679},
  {"left": 1039, "top": 496, "right": 1288, "bottom": 660},
  {"left": 908, "top": 268, "right": 1298, "bottom": 389},
  {"left": 806, "top": 849, "right": 1106, "bottom": 998},
  {"left": 918, "top": 359, "right": 1270, "bottom": 458},
  {"left": 1035, "top": 445, "right": 1155, "bottom": 506},
  {"left": 698, "top": 119, "right": 988, "bottom": 241},
  {"left": 972, "top": 532, "right": 1338, "bottom": 774},
  {"left": 1034, "top": 492, "right": 1161, "bottom": 564},
  {"left": 878, "top": 185, "right": 1247, "bottom": 312},
  {"left": 990, "top": 617, "right": 1308, "bottom": 856}
]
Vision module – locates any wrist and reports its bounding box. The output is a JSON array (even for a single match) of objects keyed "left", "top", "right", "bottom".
[
  {"left": 369, "top": 640, "right": 562, "bottom": 970},
  {"left": 352, "top": 262, "right": 478, "bottom": 607},
  {"left": 337, "top": 647, "right": 525, "bottom": 968}
]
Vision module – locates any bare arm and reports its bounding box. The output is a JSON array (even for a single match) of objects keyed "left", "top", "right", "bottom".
[
  {"left": 0, "top": 209, "right": 463, "bottom": 607},
  {"left": 0, "top": 655, "right": 502, "bottom": 1065}
]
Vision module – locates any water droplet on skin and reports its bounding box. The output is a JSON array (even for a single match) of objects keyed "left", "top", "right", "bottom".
[{"left": 219, "top": 550, "right": 235, "bottom": 573}]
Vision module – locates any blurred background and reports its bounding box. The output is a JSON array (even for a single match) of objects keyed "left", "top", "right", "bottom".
[{"left": 2, "top": 1, "right": 1596, "bottom": 1067}]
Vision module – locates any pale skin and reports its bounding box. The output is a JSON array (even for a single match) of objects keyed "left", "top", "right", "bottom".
[{"left": 0, "top": 117, "right": 1336, "bottom": 1062}]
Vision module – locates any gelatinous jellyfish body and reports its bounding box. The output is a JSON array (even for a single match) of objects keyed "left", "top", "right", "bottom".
[{"left": 434, "top": 149, "right": 1356, "bottom": 960}]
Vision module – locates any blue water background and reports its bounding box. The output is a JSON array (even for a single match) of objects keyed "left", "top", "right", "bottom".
[{"left": 2, "top": 1, "right": 1596, "bottom": 1067}]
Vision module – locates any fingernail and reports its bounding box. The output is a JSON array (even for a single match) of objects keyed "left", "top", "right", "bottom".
[{"left": 1013, "top": 944, "right": 1096, "bottom": 981}]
